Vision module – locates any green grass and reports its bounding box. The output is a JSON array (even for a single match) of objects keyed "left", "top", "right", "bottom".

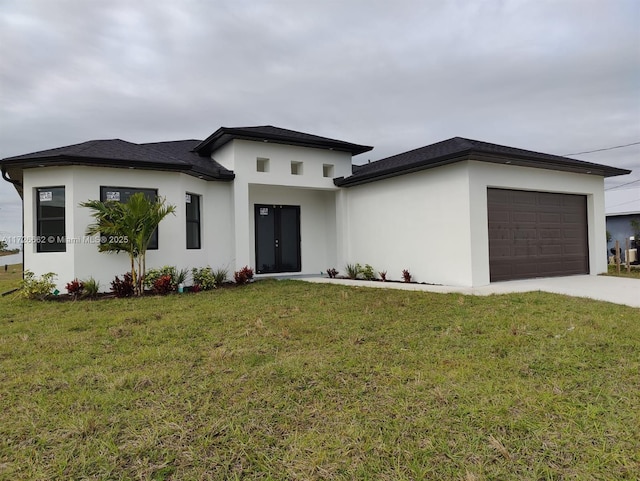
[
  {"left": 0, "top": 263, "right": 22, "bottom": 294},
  {"left": 0, "top": 270, "right": 639, "bottom": 480},
  {"left": 604, "top": 264, "right": 640, "bottom": 279}
]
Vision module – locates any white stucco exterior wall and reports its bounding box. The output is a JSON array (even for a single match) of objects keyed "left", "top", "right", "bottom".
[
  {"left": 19, "top": 138, "right": 608, "bottom": 292},
  {"left": 342, "top": 160, "right": 607, "bottom": 287},
  {"left": 224, "top": 139, "right": 350, "bottom": 274},
  {"left": 343, "top": 162, "right": 474, "bottom": 285},
  {"left": 20, "top": 138, "right": 353, "bottom": 290},
  {"left": 22, "top": 166, "right": 234, "bottom": 291}
]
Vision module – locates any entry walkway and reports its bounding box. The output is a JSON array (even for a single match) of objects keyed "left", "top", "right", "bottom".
[{"left": 300, "top": 275, "right": 640, "bottom": 309}]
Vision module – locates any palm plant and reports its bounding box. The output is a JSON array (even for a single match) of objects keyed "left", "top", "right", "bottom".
[{"left": 81, "top": 193, "right": 176, "bottom": 295}]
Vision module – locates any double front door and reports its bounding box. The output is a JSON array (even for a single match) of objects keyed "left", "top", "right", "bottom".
[{"left": 255, "top": 205, "right": 301, "bottom": 274}]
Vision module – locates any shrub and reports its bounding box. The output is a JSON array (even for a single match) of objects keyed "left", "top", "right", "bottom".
[
  {"left": 402, "top": 269, "right": 412, "bottom": 283},
  {"left": 234, "top": 266, "right": 254, "bottom": 285},
  {"left": 65, "top": 279, "right": 85, "bottom": 300},
  {"left": 153, "top": 275, "right": 173, "bottom": 295},
  {"left": 345, "top": 263, "right": 362, "bottom": 279},
  {"left": 144, "top": 267, "right": 168, "bottom": 288},
  {"left": 19, "top": 270, "right": 57, "bottom": 300},
  {"left": 111, "top": 273, "right": 135, "bottom": 298},
  {"left": 82, "top": 277, "right": 101, "bottom": 299},
  {"left": 144, "top": 266, "right": 189, "bottom": 291},
  {"left": 191, "top": 267, "right": 216, "bottom": 290},
  {"left": 174, "top": 267, "right": 189, "bottom": 287},
  {"left": 327, "top": 268, "right": 339, "bottom": 278},
  {"left": 379, "top": 271, "right": 387, "bottom": 282},
  {"left": 212, "top": 268, "right": 228, "bottom": 286},
  {"left": 362, "top": 264, "right": 376, "bottom": 281},
  {"left": 190, "top": 284, "right": 202, "bottom": 293}
]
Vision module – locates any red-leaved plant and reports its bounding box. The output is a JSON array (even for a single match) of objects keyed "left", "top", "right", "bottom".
[
  {"left": 111, "top": 273, "right": 135, "bottom": 298},
  {"left": 66, "top": 279, "right": 85, "bottom": 300},
  {"left": 153, "top": 275, "right": 173, "bottom": 295},
  {"left": 327, "top": 268, "right": 338, "bottom": 278},
  {"left": 234, "top": 266, "right": 254, "bottom": 285},
  {"left": 402, "top": 269, "right": 412, "bottom": 283}
]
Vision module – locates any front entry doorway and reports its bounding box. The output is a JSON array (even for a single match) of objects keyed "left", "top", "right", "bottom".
[{"left": 255, "top": 205, "right": 301, "bottom": 274}]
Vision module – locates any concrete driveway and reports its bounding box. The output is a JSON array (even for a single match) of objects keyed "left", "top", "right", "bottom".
[{"left": 301, "top": 275, "right": 640, "bottom": 308}]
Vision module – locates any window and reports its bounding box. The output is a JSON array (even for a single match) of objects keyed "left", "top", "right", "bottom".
[
  {"left": 100, "top": 186, "right": 159, "bottom": 249},
  {"left": 185, "top": 193, "right": 201, "bottom": 249},
  {"left": 291, "top": 161, "right": 303, "bottom": 175},
  {"left": 323, "top": 164, "right": 334, "bottom": 178},
  {"left": 36, "top": 186, "right": 65, "bottom": 252},
  {"left": 256, "top": 157, "right": 270, "bottom": 172}
]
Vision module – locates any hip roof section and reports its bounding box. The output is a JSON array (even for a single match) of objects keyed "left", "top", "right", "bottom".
[
  {"left": 335, "top": 137, "right": 631, "bottom": 187},
  {"left": 1, "top": 138, "right": 234, "bottom": 181},
  {"left": 192, "top": 125, "right": 373, "bottom": 157}
]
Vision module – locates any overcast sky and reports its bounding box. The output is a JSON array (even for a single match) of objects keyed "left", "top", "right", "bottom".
[{"left": 1, "top": 0, "right": 639, "bottom": 245}]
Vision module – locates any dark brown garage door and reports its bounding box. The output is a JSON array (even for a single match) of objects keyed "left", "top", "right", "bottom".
[{"left": 488, "top": 188, "right": 589, "bottom": 282}]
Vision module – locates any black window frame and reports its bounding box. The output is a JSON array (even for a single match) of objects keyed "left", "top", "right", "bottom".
[
  {"left": 100, "top": 186, "right": 159, "bottom": 250},
  {"left": 36, "top": 186, "right": 66, "bottom": 253},
  {"left": 185, "top": 192, "right": 201, "bottom": 250}
]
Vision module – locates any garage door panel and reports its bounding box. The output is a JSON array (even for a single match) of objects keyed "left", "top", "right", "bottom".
[
  {"left": 540, "top": 245, "right": 563, "bottom": 255},
  {"left": 512, "top": 191, "right": 537, "bottom": 204},
  {"left": 563, "top": 229, "right": 584, "bottom": 239},
  {"left": 488, "top": 189, "right": 589, "bottom": 282},
  {"left": 514, "top": 229, "right": 537, "bottom": 240},
  {"left": 540, "top": 228, "right": 561, "bottom": 239},
  {"left": 513, "top": 211, "right": 537, "bottom": 223},
  {"left": 563, "top": 243, "right": 586, "bottom": 253},
  {"left": 538, "top": 194, "right": 563, "bottom": 206},
  {"left": 539, "top": 212, "right": 562, "bottom": 223},
  {"left": 563, "top": 212, "right": 583, "bottom": 223},
  {"left": 489, "top": 211, "right": 511, "bottom": 222}
]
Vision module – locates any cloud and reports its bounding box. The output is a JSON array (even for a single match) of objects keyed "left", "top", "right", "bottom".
[{"left": 1, "top": 0, "right": 639, "bottom": 235}]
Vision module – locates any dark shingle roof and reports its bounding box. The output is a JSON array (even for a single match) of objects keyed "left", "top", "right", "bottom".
[
  {"left": 335, "top": 137, "right": 631, "bottom": 186},
  {"left": 193, "top": 125, "right": 373, "bottom": 157},
  {"left": 140, "top": 140, "right": 234, "bottom": 179},
  {"left": 1, "top": 125, "right": 371, "bottom": 184},
  {"left": 1, "top": 139, "right": 234, "bottom": 181}
]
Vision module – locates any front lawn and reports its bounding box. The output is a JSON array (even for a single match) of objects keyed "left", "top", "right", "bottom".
[
  {"left": 0, "top": 263, "right": 22, "bottom": 294},
  {"left": 0, "top": 276, "right": 638, "bottom": 480}
]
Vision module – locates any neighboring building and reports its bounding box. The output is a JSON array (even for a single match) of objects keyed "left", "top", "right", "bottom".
[
  {"left": 0, "top": 125, "right": 630, "bottom": 291},
  {"left": 605, "top": 188, "right": 640, "bottom": 262}
]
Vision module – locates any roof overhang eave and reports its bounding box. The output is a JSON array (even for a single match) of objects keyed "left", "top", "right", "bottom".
[
  {"left": 2, "top": 156, "right": 237, "bottom": 182},
  {"left": 470, "top": 152, "right": 631, "bottom": 177},
  {"left": 335, "top": 151, "right": 631, "bottom": 187},
  {"left": 335, "top": 154, "right": 470, "bottom": 187},
  {"left": 193, "top": 128, "right": 373, "bottom": 157}
]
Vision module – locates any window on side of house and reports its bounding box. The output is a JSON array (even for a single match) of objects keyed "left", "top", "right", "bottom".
[
  {"left": 36, "top": 186, "right": 66, "bottom": 252},
  {"left": 185, "top": 193, "right": 201, "bottom": 249},
  {"left": 291, "top": 161, "right": 303, "bottom": 175},
  {"left": 100, "top": 186, "right": 159, "bottom": 249},
  {"left": 256, "top": 157, "right": 270, "bottom": 172}
]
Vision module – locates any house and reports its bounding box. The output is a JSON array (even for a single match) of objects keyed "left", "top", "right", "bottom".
[
  {"left": 0, "top": 125, "right": 630, "bottom": 291},
  {"left": 605, "top": 188, "right": 640, "bottom": 263}
]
